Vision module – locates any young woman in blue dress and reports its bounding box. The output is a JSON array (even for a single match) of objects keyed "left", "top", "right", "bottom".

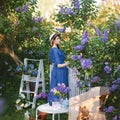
[{"left": 48, "top": 33, "right": 69, "bottom": 102}]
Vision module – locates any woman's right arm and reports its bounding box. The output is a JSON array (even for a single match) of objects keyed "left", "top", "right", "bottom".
[{"left": 57, "top": 61, "right": 69, "bottom": 68}]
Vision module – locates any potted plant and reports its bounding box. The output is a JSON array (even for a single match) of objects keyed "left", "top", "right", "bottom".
[
  {"left": 51, "top": 83, "right": 71, "bottom": 108},
  {"left": 36, "top": 92, "right": 48, "bottom": 120}
]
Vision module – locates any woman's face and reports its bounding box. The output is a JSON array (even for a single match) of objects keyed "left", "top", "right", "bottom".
[{"left": 53, "top": 36, "right": 61, "bottom": 45}]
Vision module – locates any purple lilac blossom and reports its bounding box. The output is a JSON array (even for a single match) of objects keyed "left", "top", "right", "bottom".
[
  {"left": 110, "top": 84, "right": 118, "bottom": 92},
  {"left": 36, "top": 92, "right": 48, "bottom": 99},
  {"left": 81, "top": 31, "right": 89, "bottom": 45},
  {"left": 37, "top": 17, "right": 43, "bottom": 22},
  {"left": 102, "top": 30, "right": 108, "bottom": 42},
  {"left": 112, "top": 78, "right": 120, "bottom": 84},
  {"left": 74, "top": 45, "right": 84, "bottom": 50},
  {"left": 65, "top": 8, "right": 73, "bottom": 15},
  {"left": 77, "top": 55, "right": 82, "bottom": 60},
  {"left": 95, "top": 27, "right": 101, "bottom": 36},
  {"left": 91, "top": 76, "right": 100, "bottom": 83},
  {"left": 71, "top": 55, "right": 78, "bottom": 60},
  {"left": 73, "top": 0, "right": 80, "bottom": 10},
  {"left": 104, "top": 106, "right": 114, "bottom": 113},
  {"left": 59, "top": 6, "right": 65, "bottom": 14},
  {"left": 104, "top": 65, "right": 112, "bottom": 74},
  {"left": 56, "top": 27, "right": 66, "bottom": 33},
  {"left": 80, "top": 59, "right": 92, "bottom": 69},
  {"left": 15, "top": 7, "right": 21, "bottom": 12},
  {"left": 76, "top": 81, "right": 82, "bottom": 88}
]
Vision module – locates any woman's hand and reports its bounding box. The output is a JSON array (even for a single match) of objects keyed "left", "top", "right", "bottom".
[{"left": 65, "top": 61, "right": 70, "bottom": 66}]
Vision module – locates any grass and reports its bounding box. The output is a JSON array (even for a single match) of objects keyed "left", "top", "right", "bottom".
[{"left": 0, "top": 75, "right": 68, "bottom": 120}]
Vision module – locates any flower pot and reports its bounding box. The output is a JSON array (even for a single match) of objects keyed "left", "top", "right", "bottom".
[{"left": 38, "top": 111, "right": 47, "bottom": 120}]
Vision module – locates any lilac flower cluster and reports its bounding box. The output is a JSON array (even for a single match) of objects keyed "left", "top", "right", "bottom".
[
  {"left": 72, "top": 0, "right": 80, "bottom": 10},
  {"left": 59, "top": 6, "right": 77, "bottom": 16},
  {"left": 110, "top": 78, "right": 120, "bottom": 92},
  {"left": 104, "top": 65, "right": 112, "bottom": 74},
  {"left": 15, "top": 3, "right": 30, "bottom": 12},
  {"left": 36, "top": 92, "right": 48, "bottom": 100},
  {"left": 104, "top": 106, "right": 114, "bottom": 113},
  {"left": 91, "top": 76, "right": 100, "bottom": 83},
  {"left": 56, "top": 27, "right": 66, "bottom": 33},
  {"left": 51, "top": 83, "right": 71, "bottom": 99},
  {"left": 80, "top": 59, "right": 92, "bottom": 69},
  {"left": 95, "top": 27, "right": 108, "bottom": 42},
  {"left": 31, "top": 17, "right": 43, "bottom": 23}
]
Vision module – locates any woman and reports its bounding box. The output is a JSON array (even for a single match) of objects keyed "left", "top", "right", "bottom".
[{"left": 48, "top": 33, "right": 69, "bottom": 102}]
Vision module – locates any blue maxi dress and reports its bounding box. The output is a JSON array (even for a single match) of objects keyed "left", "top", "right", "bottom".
[{"left": 48, "top": 47, "right": 68, "bottom": 102}]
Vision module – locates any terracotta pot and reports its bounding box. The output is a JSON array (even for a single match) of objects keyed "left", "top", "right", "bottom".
[{"left": 38, "top": 111, "right": 47, "bottom": 120}]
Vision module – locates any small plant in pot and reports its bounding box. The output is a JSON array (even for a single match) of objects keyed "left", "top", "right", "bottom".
[{"left": 36, "top": 92, "right": 48, "bottom": 120}]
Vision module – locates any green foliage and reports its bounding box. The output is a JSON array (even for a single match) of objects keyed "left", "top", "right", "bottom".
[{"left": 55, "top": 0, "right": 98, "bottom": 29}]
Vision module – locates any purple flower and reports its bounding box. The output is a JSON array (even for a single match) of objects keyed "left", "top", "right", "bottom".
[
  {"left": 77, "top": 55, "right": 82, "bottom": 60},
  {"left": 110, "top": 84, "right": 118, "bottom": 92},
  {"left": 65, "top": 8, "right": 73, "bottom": 15},
  {"left": 73, "top": 0, "right": 80, "bottom": 10},
  {"left": 15, "top": 7, "right": 21, "bottom": 12},
  {"left": 102, "top": 30, "right": 108, "bottom": 42},
  {"left": 112, "top": 78, "right": 120, "bottom": 84},
  {"left": 80, "top": 59, "right": 92, "bottom": 69},
  {"left": 71, "top": 55, "right": 78, "bottom": 60},
  {"left": 56, "top": 27, "right": 66, "bottom": 33},
  {"left": 37, "top": 17, "right": 43, "bottom": 22},
  {"left": 59, "top": 6, "right": 65, "bottom": 14},
  {"left": 104, "top": 65, "right": 112, "bottom": 74},
  {"left": 81, "top": 31, "right": 89, "bottom": 45},
  {"left": 81, "top": 38, "right": 88, "bottom": 45},
  {"left": 74, "top": 45, "right": 85, "bottom": 50},
  {"left": 36, "top": 92, "right": 48, "bottom": 99},
  {"left": 91, "top": 76, "right": 100, "bottom": 83},
  {"left": 95, "top": 27, "right": 101, "bottom": 36},
  {"left": 104, "top": 106, "right": 114, "bottom": 113},
  {"left": 76, "top": 81, "right": 82, "bottom": 88}
]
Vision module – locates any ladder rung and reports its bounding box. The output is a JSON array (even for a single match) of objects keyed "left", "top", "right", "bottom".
[
  {"left": 22, "top": 90, "right": 35, "bottom": 94},
  {"left": 22, "top": 79, "right": 37, "bottom": 82}
]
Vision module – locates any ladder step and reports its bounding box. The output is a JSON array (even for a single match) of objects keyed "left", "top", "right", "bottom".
[
  {"left": 22, "top": 79, "right": 37, "bottom": 82},
  {"left": 22, "top": 90, "right": 35, "bottom": 94}
]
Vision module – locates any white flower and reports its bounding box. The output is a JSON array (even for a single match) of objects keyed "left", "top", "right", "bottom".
[
  {"left": 20, "top": 93, "right": 25, "bottom": 99},
  {"left": 24, "top": 102, "right": 31, "bottom": 108},
  {"left": 20, "top": 103, "right": 25, "bottom": 108},
  {"left": 16, "top": 99, "right": 21, "bottom": 104}
]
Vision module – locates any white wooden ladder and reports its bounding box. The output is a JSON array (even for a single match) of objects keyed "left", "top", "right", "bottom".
[{"left": 19, "top": 58, "right": 45, "bottom": 108}]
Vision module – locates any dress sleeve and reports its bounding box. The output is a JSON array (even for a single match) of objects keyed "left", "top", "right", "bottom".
[
  {"left": 53, "top": 49, "right": 61, "bottom": 65},
  {"left": 49, "top": 48, "right": 61, "bottom": 66}
]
